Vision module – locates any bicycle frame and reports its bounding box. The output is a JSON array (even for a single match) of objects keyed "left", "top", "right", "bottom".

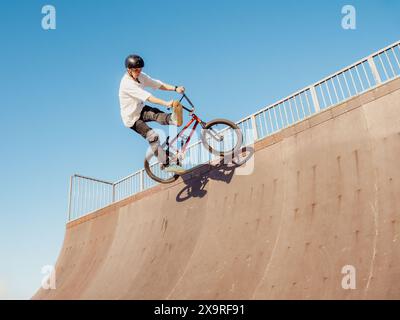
[
  {"left": 159, "top": 93, "right": 228, "bottom": 167},
  {"left": 164, "top": 94, "right": 206, "bottom": 164}
]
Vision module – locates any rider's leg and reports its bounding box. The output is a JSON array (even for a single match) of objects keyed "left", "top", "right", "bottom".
[
  {"left": 141, "top": 105, "right": 182, "bottom": 126},
  {"left": 130, "top": 119, "right": 168, "bottom": 165},
  {"left": 131, "top": 106, "right": 185, "bottom": 174}
]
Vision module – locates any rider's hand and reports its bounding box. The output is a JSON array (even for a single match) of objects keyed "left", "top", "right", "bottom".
[
  {"left": 176, "top": 86, "right": 185, "bottom": 94},
  {"left": 165, "top": 100, "right": 174, "bottom": 108}
]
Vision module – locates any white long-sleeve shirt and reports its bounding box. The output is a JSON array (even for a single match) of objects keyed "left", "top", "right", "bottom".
[{"left": 118, "top": 72, "right": 164, "bottom": 127}]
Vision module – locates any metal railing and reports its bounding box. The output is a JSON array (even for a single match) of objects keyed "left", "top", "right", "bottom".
[
  {"left": 67, "top": 40, "right": 400, "bottom": 222},
  {"left": 68, "top": 175, "right": 114, "bottom": 221}
]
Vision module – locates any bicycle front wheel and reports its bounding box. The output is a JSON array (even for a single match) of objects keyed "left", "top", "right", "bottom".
[{"left": 201, "top": 119, "right": 243, "bottom": 157}]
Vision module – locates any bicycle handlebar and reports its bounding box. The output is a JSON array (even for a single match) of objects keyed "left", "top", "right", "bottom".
[{"left": 179, "top": 93, "right": 195, "bottom": 113}]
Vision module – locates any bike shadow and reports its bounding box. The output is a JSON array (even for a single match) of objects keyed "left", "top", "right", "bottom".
[{"left": 176, "top": 146, "right": 255, "bottom": 202}]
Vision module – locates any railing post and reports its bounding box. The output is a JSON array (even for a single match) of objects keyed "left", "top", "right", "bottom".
[
  {"left": 140, "top": 169, "right": 144, "bottom": 191},
  {"left": 368, "top": 56, "right": 382, "bottom": 85},
  {"left": 112, "top": 183, "right": 116, "bottom": 202},
  {"left": 250, "top": 115, "right": 258, "bottom": 142},
  {"left": 309, "top": 85, "right": 321, "bottom": 112},
  {"left": 67, "top": 175, "right": 73, "bottom": 222}
]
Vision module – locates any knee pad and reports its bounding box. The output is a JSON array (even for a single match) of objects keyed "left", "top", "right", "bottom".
[{"left": 146, "top": 130, "right": 159, "bottom": 144}]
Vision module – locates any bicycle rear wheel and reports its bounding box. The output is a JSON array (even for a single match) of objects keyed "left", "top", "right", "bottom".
[
  {"left": 201, "top": 119, "right": 243, "bottom": 157},
  {"left": 144, "top": 152, "right": 179, "bottom": 184}
]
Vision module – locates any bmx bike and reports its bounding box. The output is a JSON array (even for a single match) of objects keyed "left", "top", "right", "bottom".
[{"left": 144, "top": 93, "right": 243, "bottom": 184}]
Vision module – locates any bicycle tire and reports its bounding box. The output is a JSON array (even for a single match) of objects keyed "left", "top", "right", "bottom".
[
  {"left": 144, "top": 157, "right": 180, "bottom": 184},
  {"left": 201, "top": 118, "right": 243, "bottom": 157}
]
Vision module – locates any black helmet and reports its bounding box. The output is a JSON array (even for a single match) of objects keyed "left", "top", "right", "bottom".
[{"left": 125, "top": 54, "right": 144, "bottom": 69}]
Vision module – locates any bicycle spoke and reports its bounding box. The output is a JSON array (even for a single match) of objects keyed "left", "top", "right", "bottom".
[{"left": 202, "top": 121, "right": 241, "bottom": 155}]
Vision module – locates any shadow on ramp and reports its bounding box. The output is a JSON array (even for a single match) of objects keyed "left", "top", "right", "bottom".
[{"left": 176, "top": 146, "right": 254, "bottom": 202}]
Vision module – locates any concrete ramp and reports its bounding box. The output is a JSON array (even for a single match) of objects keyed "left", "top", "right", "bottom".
[{"left": 34, "top": 78, "right": 400, "bottom": 299}]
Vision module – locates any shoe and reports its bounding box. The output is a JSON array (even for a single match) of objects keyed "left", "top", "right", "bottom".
[
  {"left": 171, "top": 101, "right": 183, "bottom": 126},
  {"left": 163, "top": 164, "right": 186, "bottom": 175}
]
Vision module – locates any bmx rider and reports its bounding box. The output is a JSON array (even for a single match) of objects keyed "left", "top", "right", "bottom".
[{"left": 119, "top": 54, "right": 186, "bottom": 174}]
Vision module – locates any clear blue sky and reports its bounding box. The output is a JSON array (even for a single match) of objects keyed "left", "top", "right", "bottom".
[{"left": 0, "top": 0, "right": 398, "bottom": 299}]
